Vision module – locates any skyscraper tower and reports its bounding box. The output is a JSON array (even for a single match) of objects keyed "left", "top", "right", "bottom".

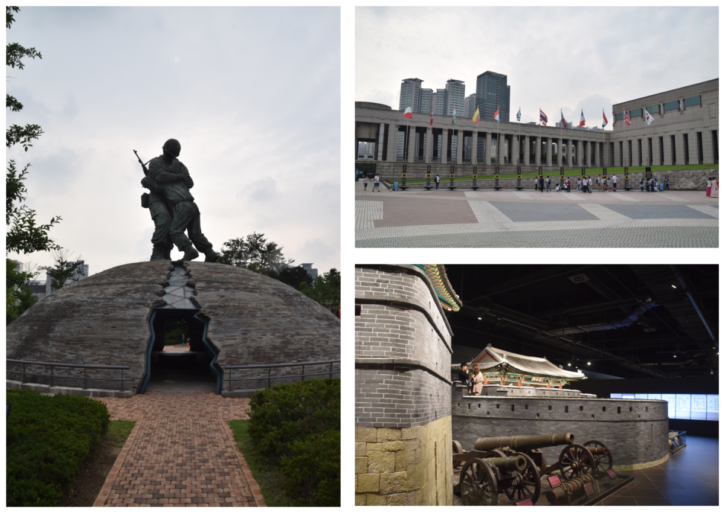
[
  {"left": 434, "top": 88, "right": 447, "bottom": 115},
  {"left": 465, "top": 94, "right": 477, "bottom": 119},
  {"left": 399, "top": 78, "right": 424, "bottom": 112},
  {"left": 445, "top": 79, "right": 465, "bottom": 116},
  {"left": 475, "top": 71, "right": 510, "bottom": 123},
  {"left": 419, "top": 88, "right": 433, "bottom": 114}
]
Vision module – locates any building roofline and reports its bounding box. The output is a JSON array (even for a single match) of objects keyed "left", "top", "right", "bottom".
[{"left": 613, "top": 78, "right": 719, "bottom": 107}]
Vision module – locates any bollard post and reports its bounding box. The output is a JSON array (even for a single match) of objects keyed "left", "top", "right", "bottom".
[
  {"left": 448, "top": 165, "right": 457, "bottom": 190},
  {"left": 516, "top": 166, "right": 522, "bottom": 190},
  {"left": 624, "top": 166, "right": 631, "bottom": 191},
  {"left": 560, "top": 167, "right": 565, "bottom": 191},
  {"left": 425, "top": 165, "right": 432, "bottom": 190},
  {"left": 401, "top": 164, "right": 408, "bottom": 190},
  {"left": 472, "top": 166, "right": 479, "bottom": 190}
]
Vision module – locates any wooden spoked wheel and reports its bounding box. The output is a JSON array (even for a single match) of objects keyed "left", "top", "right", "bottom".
[
  {"left": 452, "top": 440, "right": 464, "bottom": 469},
  {"left": 504, "top": 452, "right": 541, "bottom": 504},
  {"left": 583, "top": 440, "right": 614, "bottom": 471},
  {"left": 558, "top": 443, "right": 595, "bottom": 481},
  {"left": 460, "top": 458, "right": 499, "bottom": 506}
]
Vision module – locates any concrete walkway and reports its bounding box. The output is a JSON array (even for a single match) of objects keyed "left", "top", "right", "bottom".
[{"left": 93, "top": 392, "right": 265, "bottom": 507}]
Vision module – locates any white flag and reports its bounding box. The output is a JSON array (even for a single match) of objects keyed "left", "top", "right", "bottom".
[
  {"left": 516, "top": 108, "right": 521, "bottom": 122},
  {"left": 645, "top": 109, "right": 654, "bottom": 125}
]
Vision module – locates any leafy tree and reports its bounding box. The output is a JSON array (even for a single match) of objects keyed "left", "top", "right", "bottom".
[
  {"left": 272, "top": 265, "right": 314, "bottom": 291},
  {"left": 300, "top": 269, "right": 340, "bottom": 313},
  {"left": 40, "top": 249, "right": 86, "bottom": 291},
  {"left": 6, "top": 259, "right": 38, "bottom": 324},
  {"left": 217, "top": 232, "right": 294, "bottom": 272},
  {"left": 6, "top": 6, "right": 61, "bottom": 256}
]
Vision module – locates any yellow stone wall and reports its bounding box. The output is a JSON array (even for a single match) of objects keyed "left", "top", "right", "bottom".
[{"left": 355, "top": 416, "right": 452, "bottom": 506}]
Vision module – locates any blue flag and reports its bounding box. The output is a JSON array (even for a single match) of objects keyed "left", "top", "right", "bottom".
[{"left": 516, "top": 108, "right": 521, "bottom": 122}]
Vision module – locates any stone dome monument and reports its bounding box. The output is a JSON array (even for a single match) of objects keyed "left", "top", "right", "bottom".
[{"left": 7, "top": 260, "right": 340, "bottom": 397}]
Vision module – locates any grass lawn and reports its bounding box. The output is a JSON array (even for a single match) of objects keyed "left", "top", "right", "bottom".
[
  {"left": 387, "top": 164, "right": 718, "bottom": 184},
  {"left": 227, "top": 419, "right": 294, "bottom": 507},
  {"left": 59, "top": 420, "right": 136, "bottom": 507}
]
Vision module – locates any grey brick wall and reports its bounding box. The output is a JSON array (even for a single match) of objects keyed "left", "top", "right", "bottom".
[
  {"left": 356, "top": 265, "right": 454, "bottom": 429},
  {"left": 451, "top": 385, "right": 669, "bottom": 465}
]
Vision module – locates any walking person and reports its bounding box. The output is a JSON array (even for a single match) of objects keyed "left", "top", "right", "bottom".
[
  {"left": 363, "top": 174, "right": 369, "bottom": 192},
  {"left": 640, "top": 177, "right": 645, "bottom": 192},
  {"left": 373, "top": 173, "right": 380, "bottom": 192},
  {"left": 539, "top": 175, "right": 544, "bottom": 193},
  {"left": 435, "top": 174, "right": 440, "bottom": 190},
  {"left": 612, "top": 174, "right": 617, "bottom": 192},
  {"left": 706, "top": 177, "right": 712, "bottom": 197},
  {"left": 534, "top": 177, "right": 538, "bottom": 191},
  {"left": 545, "top": 176, "right": 551, "bottom": 192},
  {"left": 576, "top": 177, "right": 581, "bottom": 192},
  {"left": 566, "top": 177, "right": 571, "bottom": 193},
  {"left": 588, "top": 176, "right": 593, "bottom": 193},
  {"left": 665, "top": 175, "right": 670, "bottom": 190},
  {"left": 597, "top": 175, "right": 601, "bottom": 191},
  {"left": 711, "top": 177, "right": 719, "bottom": 198}
]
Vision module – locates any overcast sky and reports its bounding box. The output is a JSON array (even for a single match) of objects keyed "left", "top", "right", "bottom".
[
  {"left": 7, "top": 7, "right": 340, "bottom": 277},
  {"left": 357, "top": 7, "right": 718, "bottom": 128}
]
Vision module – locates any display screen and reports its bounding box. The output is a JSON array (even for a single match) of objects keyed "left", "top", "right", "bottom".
[{"left": 610, "top": 393, "right": 719, "bottom": 421}]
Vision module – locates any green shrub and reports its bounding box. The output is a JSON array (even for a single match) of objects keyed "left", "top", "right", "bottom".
[
  {"left": 6, "top": 390, "right": 110, "bottom": 506},
  {"left": 248, "top": 379, "right": 340, "bottom": 506}
]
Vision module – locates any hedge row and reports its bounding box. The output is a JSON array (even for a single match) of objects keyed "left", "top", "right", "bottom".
[
  {"left": 248, "top": 379, "right": 340, "bottom": 506},
  {"left": 7, "top": 389, "right": 110, "bottom": 506}
]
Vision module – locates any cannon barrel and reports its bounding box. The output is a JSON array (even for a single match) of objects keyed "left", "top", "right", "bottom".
[
  {"left": 545, "top": 474, "right": 594, "bottom": 503},
  {"left": 483, "top": 455, "right": 527, "bottom": 473},
  {"left": 474, "top": 433, "right": 575, "bottom": 452}
]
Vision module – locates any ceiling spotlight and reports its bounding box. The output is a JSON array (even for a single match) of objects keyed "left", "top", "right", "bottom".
[
  {"left": 671, "top": 284, "right": 677, "bottom": 289},
  {"left": 477, "top": 317, "right": 482, "bottom": 320},
  {"left": 587, "top": 362, "right": 591, "bottom": 365},
  {"left": 568, "top": 363, "right": 571, "bottom": 367},
  {"left": 674, "top": 355, "right": 677, "bottom": 358}
]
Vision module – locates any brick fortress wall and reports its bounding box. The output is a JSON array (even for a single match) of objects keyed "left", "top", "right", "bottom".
[{"left": 355, "top": 264, "right": 454, "bottom": 505}]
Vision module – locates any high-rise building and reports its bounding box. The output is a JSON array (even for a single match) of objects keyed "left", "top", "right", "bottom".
[
  {"left": 465, "top": 94, "right": 477, "bottom": 119},
  {"left": 419, "top": 88, "right": 433, "bottom": 114},
  {"left": 399, "top": 78, "right": 424, "bottom": 112},
  {"left": 434, "top": 88, "right": 447, "bottom": 115},
  {"left": 445, "top": 79, "right": 465, "bottom": 117},
  {"left": 476, "top": 71, "right": 510, "bottom": 123}
]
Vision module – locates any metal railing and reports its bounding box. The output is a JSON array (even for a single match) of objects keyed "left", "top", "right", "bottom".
[
  {"left": 224, "top": 359, "right": 340, "bottom": 393},
  {"left": 7, "top": 359, "right": 130, "bottom": 392}
]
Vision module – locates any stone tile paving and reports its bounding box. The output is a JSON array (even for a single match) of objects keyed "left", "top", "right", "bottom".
[
  {"left": 93, "top": 392, "right": 265, "bottom": 507},
  {"left": 490, "top": 202, "right": 600, "bottom": 222}
]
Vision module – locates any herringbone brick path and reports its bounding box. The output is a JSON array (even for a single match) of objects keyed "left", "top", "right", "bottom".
[{"left": 92, "top": 392, "right": 265, "bottom": 507}]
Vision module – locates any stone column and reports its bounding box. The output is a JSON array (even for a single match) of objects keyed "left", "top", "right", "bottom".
[
  {"left": 662, "top": 135, "right": 672, "bottom": 165},
  {"left": 485, "top": 132, "right": 492, "bottom": 166},
  {"left": 688, "top": 132, "right": 700, "bottom": 164},
  {"left": 407, "top": 127, "right": 416, "bottom": 163},
  {"left": 376, "top": 123, "right": 385, "bottom": 161},
  {"left": 593, "top": 142, "right": 599, "bottom": 167},
  {"left": 425, "top": 127, "right": 433, "bottom": 163},
  {"left": 513, "top": 135, "right": 520, "bottom": 166},
  {"left": 385, "top": 124, "right": 397, "bottom": 162},
  {"left": 499, "top": 133, "right": 506, "bottom": 165},
  {"left": 523, "top": 135, "right": 530, "bottom": 166},
  {"left": 441, "top": 128, "right": 449, "bottom": 164},
  {"left": 546, "top": 138, "right": 553, "bottom": 167},
  {"left": 471, "top": 131, "right": 478, "bottom": 165},
  {"left": 567, "top": 139, "right": 573, "bottom": 166},
  {"left": 534, "top": 136, "right": 541, "bottom": 166},
  {"left": 675, "top": 134, "right": 686, "bottom": 165},
  {"left": 586, "top": 141, "right": 592, "bottom": 168},
  {"left": 456, "top": 130, "right": 464, "bottom": 165}
]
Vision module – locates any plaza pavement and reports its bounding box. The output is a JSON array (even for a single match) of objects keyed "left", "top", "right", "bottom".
[
  {"left": 355, "top": 180, "right": 718, "bottom": 248},
  {"left": 92, "top": 392, "right": 265, "bottom": 507}
]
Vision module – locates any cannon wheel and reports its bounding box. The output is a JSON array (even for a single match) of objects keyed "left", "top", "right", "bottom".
[
  {"left": 504, "top": 452, "right": 541, "bottom": 504},
  {"left": 460, "top": 458, "right": 498, "bottom": 505},
  {"left": 583, "top": 440, "right": 613, "bottom": 471},
  {"left": 558, "top": 443, "right": 595, "bottom": 481},
  {"left": 453, "top": 440, "right": 464, "bottom": 469}
]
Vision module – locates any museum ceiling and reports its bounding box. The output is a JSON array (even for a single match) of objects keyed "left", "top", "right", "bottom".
[{"left": 444, "top": 265, "right": 718, "bottom": 379}]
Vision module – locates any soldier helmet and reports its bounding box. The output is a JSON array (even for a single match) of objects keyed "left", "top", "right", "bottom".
[{"left": 162, "top": 139, "right": 181, "bottom": 157}]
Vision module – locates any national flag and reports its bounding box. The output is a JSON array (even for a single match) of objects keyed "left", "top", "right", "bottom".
[
  {"left": 579, "top": 109, "right": 586, "bottom": 127},
  {"left": 452, "top": 106, "right": 456, "bottom": 126},
  {"left": 645, "top": 109, "right": 655, "bottom": 125},
  {"left": 624, "top": 110, "right": 631, "bottom": 128},
  {"left": 540, "top": 109, "right": 548, "bottom": 126},
  {"left": 561, "top": 110, "right": 567, "bottom": 130},
  {"left": 602, "top": 110, "right": 608, "bottom": 128},
  {"left": 472, "top": 108, "right": 480, "bottom": 125},
  {"left": 494, "top": 107, "right": 500, "bottom": 123},
  {"left": 430, "top": 104, "right": 434, "bottom": 126},
  {"left": 516, "top": 107, "right": 521, "bottom": 122},
  {"left": 404, "top": 104, "right": 413, "bottom": 119}
]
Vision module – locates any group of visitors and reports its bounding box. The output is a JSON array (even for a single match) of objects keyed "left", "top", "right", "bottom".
[
  {"left": 542, "top": 175, "right": 605, "bottom": 193},
  {"left": 458, "top": 362, "right": 484, "bottom": 396},
  {"left": 706, "top": 177, "right": 719, "bottom": 198},
  {"left": 639, "top": 176, "right": 666, "bottom": 192},
  {"left": 362, "top": 174, "right": 381, "bottom": 192}
]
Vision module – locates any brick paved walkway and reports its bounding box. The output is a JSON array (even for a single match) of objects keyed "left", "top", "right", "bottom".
[{"left": 92, "top": 392, "right": 265, "bottom": 507}]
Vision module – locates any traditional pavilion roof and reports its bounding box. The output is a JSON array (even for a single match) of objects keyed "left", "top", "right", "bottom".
[
  {"left": 471, "top": 344, "right": 586, "bottom": 380},
  {"left": 412, "top": 264, "right": 462, "bottom": 312}
]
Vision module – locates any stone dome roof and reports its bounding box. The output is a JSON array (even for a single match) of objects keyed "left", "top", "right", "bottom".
[{"left": 7, "top": 261, "right": 340, "bottom": 395}]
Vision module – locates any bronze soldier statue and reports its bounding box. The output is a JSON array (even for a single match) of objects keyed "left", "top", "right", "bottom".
[{"left": 139, "top": 139, "right": 218, "bottom": 262}]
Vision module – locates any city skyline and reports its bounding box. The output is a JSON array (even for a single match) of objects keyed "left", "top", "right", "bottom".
[{"left": 356, "top": 7, "right": 718, "bottom": 131}]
